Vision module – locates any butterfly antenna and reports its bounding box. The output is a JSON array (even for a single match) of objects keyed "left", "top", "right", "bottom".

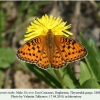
[
  {"left": 52, "top": 19, "right": 67, "bottom": 30},
  {"left": 34, "top": 18, "right": 48, "bottom": 30},
  {"left": 51, "top": 20, "right": 65, "bottom": 30}
]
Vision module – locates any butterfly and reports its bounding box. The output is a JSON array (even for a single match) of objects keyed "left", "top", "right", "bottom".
[{"left": 17, "top": 29, "right": 87, "bottom": 70}]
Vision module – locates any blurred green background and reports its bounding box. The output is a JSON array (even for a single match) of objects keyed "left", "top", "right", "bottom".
[{"left": 0, "top": 1, "right": 100, "bottom": 88}]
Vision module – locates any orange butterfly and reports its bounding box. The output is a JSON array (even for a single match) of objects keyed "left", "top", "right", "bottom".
[{"left": 17, "top": 29, "right": 87, "bottom": 69}]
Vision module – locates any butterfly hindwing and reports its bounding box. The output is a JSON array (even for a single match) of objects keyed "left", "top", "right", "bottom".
[
  {"left": 51, "top": 45, "right": 67, "bottom": 69},
  {"left": 37, "top": 48, "right": 49, "bottom": 69}
]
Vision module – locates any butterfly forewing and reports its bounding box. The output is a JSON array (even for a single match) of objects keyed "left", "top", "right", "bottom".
[
  {"left": 54, "top": 35, "right": 87, "bottom": 62},
  {"left": 17, "top": 36, "right": 46, "bottom": 64}
]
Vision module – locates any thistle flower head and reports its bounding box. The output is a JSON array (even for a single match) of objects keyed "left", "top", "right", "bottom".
[{"left": 25, "top": 14, "right": 73, "bottom": 41}]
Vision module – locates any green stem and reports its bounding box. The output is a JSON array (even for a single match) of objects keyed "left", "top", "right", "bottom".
[
  {"left": 0, "top": 70, "right": 2, "bottom": 88},
  {"left": 54, "top": 70, "right": 66, "bottom": 88}
]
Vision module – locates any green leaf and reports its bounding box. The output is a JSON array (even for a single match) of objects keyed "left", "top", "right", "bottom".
[
  {"left": 26, "top": 63, "right": 62, "bottom": 88},
  {"left": 81, "top": 78, "right": 100, "bottom": 88},
  {"left": 0, "top": 48, "right": 16, "bottom": 69},
  {"left": 80, "top": 32, "right": 100, "bottom": 82},
  {"left": 0, "top": 9, "right": 5, "bottom": 44},
  {"left": 26, "top": 63, "right": 79, "bottom": 88},
  {"left": 79, "top": 61, "right": 92, "bottom": 85},
  {"left": 62, "top": 65, "right": 80, "bottom": 88},
  {"left": 63, "top": 74, "right": 76, "bottom": 88},
  {"left": 0, "top": 9, "right": 5, "bottom": 33},
  {"left": 88, "top": 39, "right": 100, "bottom": 61}
]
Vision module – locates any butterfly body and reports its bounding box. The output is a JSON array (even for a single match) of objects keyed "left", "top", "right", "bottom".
[
  {"left": 17, "top": 29, "right": 87, "bottom": 70},
  {"left": 45, "top": 29, "right": 59, "bottom": 65},
  {"left": 45, "top": 29, "right": 54, "bottom": 48}
]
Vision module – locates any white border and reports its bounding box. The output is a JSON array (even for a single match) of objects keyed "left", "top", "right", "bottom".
[{"left": 0, "top": 89, "right": 100, "bottom": 100}]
